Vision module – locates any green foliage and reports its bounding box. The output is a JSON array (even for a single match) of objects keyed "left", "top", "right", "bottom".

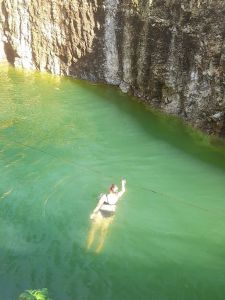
[{"left": 19, "top": 288, "right": 52, "bottom": 300}]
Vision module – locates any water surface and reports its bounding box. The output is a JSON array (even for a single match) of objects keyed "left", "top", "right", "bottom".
[{"left": 0, "top": 65, "right": 225, "bottom": 300}]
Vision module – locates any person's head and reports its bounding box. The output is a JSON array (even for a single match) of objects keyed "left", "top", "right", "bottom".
[{"left": 109, "top": 184, "right": 118, "bottom": 193}]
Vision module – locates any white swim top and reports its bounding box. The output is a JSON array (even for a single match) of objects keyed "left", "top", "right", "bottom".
[{"left": 104, "top": 194, "right": 118, "bottom": 205}]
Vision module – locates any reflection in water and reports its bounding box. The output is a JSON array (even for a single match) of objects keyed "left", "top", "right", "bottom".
[
  {"left": 0, "top": 119, "right": 16, "bottom": 130},
  {"left": 1, "top": 189, "right": 13, "bottom": 200},
  {"left": 43, "top": 176, "right": 70, "bottom": 216},
  {"left": 5, "top": 153, "right": 25, "bottom": 168},
  {"left": 86, "top": 212, "right": 114, "bottom": 253}
]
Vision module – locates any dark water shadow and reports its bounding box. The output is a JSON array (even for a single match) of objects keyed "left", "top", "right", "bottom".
[
  {"left": 0, "top": 203, "right": 89, "bottom": 300},
  {"left": 92, "top": 230, "right": 225, "bottom": 300},
  {"left": 64, "top": 78, "right": 225, "bottom": 171}
]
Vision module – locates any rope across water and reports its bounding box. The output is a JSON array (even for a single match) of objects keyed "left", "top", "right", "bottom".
[{"left": 1, "top": 136, "right": 225, "bottom": 219}]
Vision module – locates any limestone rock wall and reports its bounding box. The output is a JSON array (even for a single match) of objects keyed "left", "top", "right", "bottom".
[
  {"left": 118, "top": 0, "right": 225, "bottom": 136},
  {"left": 0, "top": 0, "right": 225, "bottom": 136},
  {"left": 0, "top": 0, "right": 105, "bottom": 80}
]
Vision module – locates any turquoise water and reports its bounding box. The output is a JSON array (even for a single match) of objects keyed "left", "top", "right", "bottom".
[{"left": 0, "top": 65, "right": 225, "bottom": 300}]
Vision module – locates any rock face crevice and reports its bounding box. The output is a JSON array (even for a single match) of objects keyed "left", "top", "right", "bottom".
[{"left": 0, "top": 0, "right": 225, "bottom": 136}]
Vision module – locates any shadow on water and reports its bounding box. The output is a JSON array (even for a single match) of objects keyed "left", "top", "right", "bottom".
[
  {"left": 59, "top": 216, "right": 225, "bottom": 300},
  {"left": 0, "top": 201, "right": 89, "bottom": 300},
  {"left": 95, "top": 244, "right": 225, "bottom": 300},
  {"left": 67, "top": 77, "right": 225, "bottom": 171},
  {"left": 3, "top": 63, "right": 225, "bottom": 174}
]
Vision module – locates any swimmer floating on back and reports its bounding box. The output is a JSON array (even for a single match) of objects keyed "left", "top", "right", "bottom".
[{"left": 87, "top": 179, "right": 126, "bottom": 253}]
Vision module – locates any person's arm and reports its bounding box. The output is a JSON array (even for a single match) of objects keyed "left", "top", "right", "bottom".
[
  {"left": 90, "top": 194, "right": 106, "bottom": 219},
  {"left": 117, "top": 179, "right": 126, "bottom": 199}
]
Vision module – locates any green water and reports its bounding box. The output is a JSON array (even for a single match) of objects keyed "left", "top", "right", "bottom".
[{"left": 0, "top": 65, "right": 225, "bottom": 300}]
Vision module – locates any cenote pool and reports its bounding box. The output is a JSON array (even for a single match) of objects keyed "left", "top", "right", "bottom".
[{"left": 0, "top": 65, "right": 225, "bottom": 300}]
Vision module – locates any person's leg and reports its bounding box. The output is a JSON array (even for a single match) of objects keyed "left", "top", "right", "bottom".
[
  {"left": 86, "top": 213, "right": 102, "bottom": 250},
  {"left": 95, "top": 216, "right": 114, "bottom": 253}
]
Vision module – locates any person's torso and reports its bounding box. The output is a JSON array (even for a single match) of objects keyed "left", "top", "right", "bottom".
[
  {"left": 100, "top": 194, "right": 118, "bottom": 212},
  {"left": 105, "top": 193, "right": 118, "bottom": 205}
]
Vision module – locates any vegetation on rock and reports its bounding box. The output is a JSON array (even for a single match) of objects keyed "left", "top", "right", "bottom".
[{"left": 19, "top": 288, "right": 52, "bottom": 300}]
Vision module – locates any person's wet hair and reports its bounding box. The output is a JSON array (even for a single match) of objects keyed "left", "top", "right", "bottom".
[{"left": 109, "top": 184, "right": 116, "bottom": 192}]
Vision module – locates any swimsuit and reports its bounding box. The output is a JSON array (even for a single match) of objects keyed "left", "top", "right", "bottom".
[
  {"left": 99, "top": 194, "right": 115, "bottom": 218},
  {"left": 99, "top": 209, "right": 115, "bottom": 218}
]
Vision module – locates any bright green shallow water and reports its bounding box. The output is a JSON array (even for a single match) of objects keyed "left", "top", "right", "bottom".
[{"left": 0, "top": 65, "right": 225, "bottom": 300}]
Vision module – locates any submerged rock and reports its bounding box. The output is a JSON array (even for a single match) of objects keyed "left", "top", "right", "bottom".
[{"left": 0, "top": 0, "right": 225, "bottom": 137}]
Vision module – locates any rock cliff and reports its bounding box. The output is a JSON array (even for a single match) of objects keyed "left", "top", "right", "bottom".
[{"left": 0, "top": 0, "right": 225, "bottom": 136}]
